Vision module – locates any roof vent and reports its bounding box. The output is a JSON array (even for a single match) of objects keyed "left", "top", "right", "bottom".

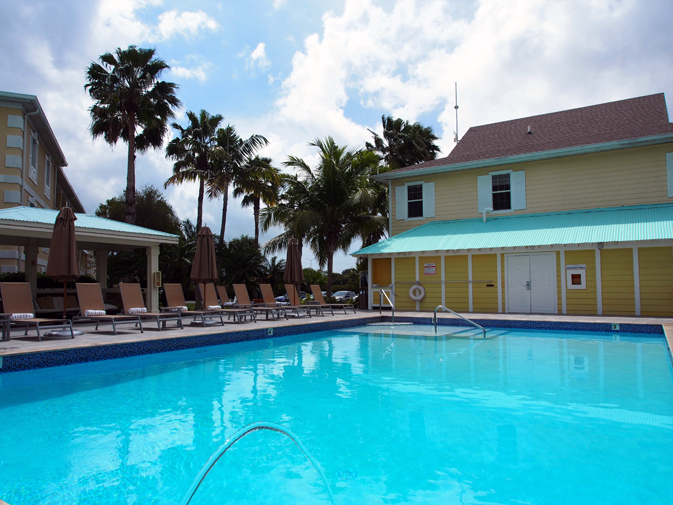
[{"left": 527, "top": 125, "right": 533, "bottom": 135}]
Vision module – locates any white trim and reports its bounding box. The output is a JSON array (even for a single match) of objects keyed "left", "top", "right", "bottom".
[
  {"left": 388, "top": 180, "right": 392, "bottom": 232},
  {"left": 496, "top": 252, "right": 502, "bottom": 313},
  {"left": 468, "top": 253, "right": 473, "bottom": 312},
  {"left": 415, "top": 255, "right": 420, "bottom": 311},
  {"left": 595, "top": 248, "right": 602, "bottom": 315},
  {"left": 7, "top": 135, "right": 23, "bottom": 149},
  {"left": 391, "top": 257, "right": 395, "bottom": 309},
  {"left": 5, "top": 155, "right": 22, "bottom": 168},
  {"left": 560, "top": 250, "right": 567, "bottom": 314},
  {"left": 44, "top": 154, "right": 51, "bottom": 198},
  {"left": 368, "top": 256, "right": 373, "bottom": 310},
  {"left": 441, "top": 254, "right": 446, "bottom": 307},
  {"left": 634, "top": 247, "right": 640, "bottom": 316},
  {"left": 28, "top": 132, "right": 38, "bottom": 184},
  {"left": 7, "top": 115, "right": 24, "bottom": 129}
]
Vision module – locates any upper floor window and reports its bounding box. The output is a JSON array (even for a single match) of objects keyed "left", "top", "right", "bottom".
[
  {"left": 478, "top": 170, "right": 526, "bottom": 213},
  {"left": 29, "top": 133, "right": 39, "bottom": 184},
  {"left": 396, "top": 181, "right": 435, "bottom": 221},
  {"left": 44, "top": 155, "right": 52, "bottom": 198}
]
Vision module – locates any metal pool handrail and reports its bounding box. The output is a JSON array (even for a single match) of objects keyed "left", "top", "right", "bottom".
[
  {"left": 180, "top": 421, "right": 335, "bottom": 505},
  {"left": 433, "top": 305, "right": 486, "bottom": 338},
  {"left": 379, "top": 289, "right": 395, "bottom": 323}
]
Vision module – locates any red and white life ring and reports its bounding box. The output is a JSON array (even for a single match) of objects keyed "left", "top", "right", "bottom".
[{"left": 409, "top": 283, "right": 425, "bottom": 301}]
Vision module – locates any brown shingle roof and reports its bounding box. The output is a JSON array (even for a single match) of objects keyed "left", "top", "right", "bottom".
[{"left": 391, "top": 93, "right": 673, "bottom": 174}]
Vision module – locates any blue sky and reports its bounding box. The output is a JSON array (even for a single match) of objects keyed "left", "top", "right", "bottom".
[{"left": 1, "top": 0, "right": 672, "bottom": 272}]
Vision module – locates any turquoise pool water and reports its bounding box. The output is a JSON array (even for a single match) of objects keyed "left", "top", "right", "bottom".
[{"left": 1, "top": 325, "right": 672, "bottom": 504}]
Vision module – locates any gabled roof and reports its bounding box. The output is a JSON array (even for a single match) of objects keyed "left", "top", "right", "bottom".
[
  {"left": 377, "top": 93, "right": 673, "bottom": 180},
  {"left": 352, "top": 203, "right": 673, "bottom": 256}
]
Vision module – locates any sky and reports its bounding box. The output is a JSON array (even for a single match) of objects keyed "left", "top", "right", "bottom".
[{"left": 1, "top": 0, "right": 672, "bottom": 272}]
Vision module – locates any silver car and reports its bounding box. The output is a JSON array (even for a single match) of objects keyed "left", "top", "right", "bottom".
[{"left": 333, "top": 290, "right": 356, "bottom": 301}]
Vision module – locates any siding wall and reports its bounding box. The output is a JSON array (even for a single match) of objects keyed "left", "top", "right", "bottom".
[
  {"left": 371, "top": 258, "right": 391, "bottom": 287},
  {"left": 639, "top": 246, "right": 673, "bottom": 316},
  {"left": 445, "top": 255, "right": 469, "bottom": 312},
  {"left": 556, "top": 251, "right": 562, "bottom": 314},
  {"left": 419, "top": 256, "right": 441, "bottom": 311},
  {"left": 391, "top": 143, "right": 673, "bottom": 235},
  {"left": 394, "top": 257, "right": 416, "bottom": 310},
  {"left": 472, "top": 254, "right": 498, "bottom": 313},
  {"left": 564, "top": 250, "right": 597, "bottom": 315},
  {"left": 601, "top": 248, "right": 635, "bottom": 316}
]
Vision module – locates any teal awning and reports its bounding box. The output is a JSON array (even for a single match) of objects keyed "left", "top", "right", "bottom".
[{"left": 353, "top": 204, "right": 673, "bottom": 256}]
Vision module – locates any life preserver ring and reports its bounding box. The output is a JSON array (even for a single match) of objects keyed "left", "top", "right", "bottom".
[{"left": 409, "top": 283, "right": 425, "bottom": 301}]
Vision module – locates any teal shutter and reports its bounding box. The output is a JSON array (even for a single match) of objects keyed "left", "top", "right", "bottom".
[
  {"left": 511, "top": 171, "right": 526, "bottom": 210},
  {"left": 423, "top": 182, "right": 435, "bottom": 218},
  {"left": 477, "top": 175, "right": 491, "bottom": 212},
  {"left": 396, "top": 186, "right": 407, "bottom": 220}
]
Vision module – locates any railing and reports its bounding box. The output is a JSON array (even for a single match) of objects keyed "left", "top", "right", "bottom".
[
  {"left": 379, "top": 289, "right": 395, "bottom": 323},
  {"left": 433, "top": 305, "right": 486, "bottom": 338}
]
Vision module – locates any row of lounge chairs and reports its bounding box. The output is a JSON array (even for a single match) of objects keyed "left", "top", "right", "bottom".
[{"left": 0, "top": 281, "right": 356, "bottom": 341}]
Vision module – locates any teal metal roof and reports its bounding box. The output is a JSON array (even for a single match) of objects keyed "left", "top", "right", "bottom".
[
  {"left": 353, "top": 204, "right": 673, "bottom": 256},
  {"left": 0, "top": 207, "right": 179, "bottom": 238}
]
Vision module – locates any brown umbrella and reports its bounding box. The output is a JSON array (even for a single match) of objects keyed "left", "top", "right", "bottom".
[
  {"left": 283, "top": 238, "right": 304, "bottom": 293},
  {"left": 46, "top": 207, "right": 79, "bottom": 319},
  {"left": 190, "top": 226, "right": 218, "bottom": 309}
]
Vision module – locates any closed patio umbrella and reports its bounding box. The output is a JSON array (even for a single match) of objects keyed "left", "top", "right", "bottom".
[
  {"left": 191, "top": 226, "right": 217, "bottom": 309},
  {"left": 46, "top": 207, "right": 79, "bottom": 320},
  {"left": 283, "top": 238, "right": 304, "bottom": 293}
]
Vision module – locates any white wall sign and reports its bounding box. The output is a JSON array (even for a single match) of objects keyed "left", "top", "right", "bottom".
[
  {"left": 424, "top": 263, "right": 436, "bottom": 276},
  {"left": 566, "top": 264, "right": 586, "bottom": 289}
]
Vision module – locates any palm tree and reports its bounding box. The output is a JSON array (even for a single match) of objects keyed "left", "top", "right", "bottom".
[
  {"left": 85, "top": 45, "right": 180, "bottom": 224},
  {"left": 275, "top": 137, "right": 379, "bottom": 295},
  {"left": 232, "top": 156, "right": 280, "bottom": 248},
  {"left": 366, "top": 115, "right": 440, "bottom": 170},
  {"left": 208, "top": 126, "right": 268, "bottom": 245},
  {"left": 164, "top": 109, "right": 223, "bottom": 231},
  {"left": 219, "top": 235, "right": 268, "bottom": 294}
]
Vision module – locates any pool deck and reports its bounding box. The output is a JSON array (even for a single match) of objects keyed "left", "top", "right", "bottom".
[{"left": 1, "top": 310, "right": 673, "bottom": 359}]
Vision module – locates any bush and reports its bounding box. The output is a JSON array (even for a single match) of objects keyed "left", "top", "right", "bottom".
[{"left": 0, "top": 271, "right": 25, "bottom": 282}]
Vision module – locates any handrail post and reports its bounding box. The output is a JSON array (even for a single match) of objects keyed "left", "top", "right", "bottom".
[{"left": 434, "top": 305, "right": 486, "bottom": 338}]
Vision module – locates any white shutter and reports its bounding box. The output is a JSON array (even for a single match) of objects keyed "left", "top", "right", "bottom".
[
  {"left": 395, "top": 186, "right": 407, "bottom": 220},
  {"left": 667, "top": 153, "right": 673, "bottom": 197},
  {"left": 422, "top": 182, "right": 435, "bottom": 218},
  {"left": 511, "top": 171, "right": 526, "bottom": 210},
  {"left": 477, "top": 175, "right": 492, "bottom": 212}
]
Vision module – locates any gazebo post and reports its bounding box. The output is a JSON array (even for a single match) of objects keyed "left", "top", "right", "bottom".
[
  {"left": 146, "top": 245, "right": 160, "bottom": 312},
  {"left": 94, "top": 250, "right": 108, "bottom": 286},
  {"left": 25, "top": 244, "right": 39, "bottom": 295}
]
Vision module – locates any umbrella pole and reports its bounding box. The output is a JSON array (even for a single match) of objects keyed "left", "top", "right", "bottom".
[{"left": 63, "top": 282, "right": 67, "bottom": 320}]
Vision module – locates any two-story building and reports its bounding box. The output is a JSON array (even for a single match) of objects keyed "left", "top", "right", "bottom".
[
  {"left": 355, "top": 93, "right": 673, "bottom": 317},
  {"left": 0, "top": 91, "right": 88, "bottom": 274}
]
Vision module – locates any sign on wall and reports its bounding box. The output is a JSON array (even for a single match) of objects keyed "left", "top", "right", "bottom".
[
  {"left": 566, "top": 264, "right": 586, "bottom": 289},
  {"left": 424, "top": 263, "right": 436, "bottom": 276}
]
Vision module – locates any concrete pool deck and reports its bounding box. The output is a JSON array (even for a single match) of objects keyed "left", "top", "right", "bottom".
[{"left": 1, "top": 310, "right": 673, "bottom": 359}]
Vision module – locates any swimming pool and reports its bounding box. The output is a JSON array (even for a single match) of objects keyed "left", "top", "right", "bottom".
[{"left": 1, "top": 325, "right": 672, "bottom": 504}]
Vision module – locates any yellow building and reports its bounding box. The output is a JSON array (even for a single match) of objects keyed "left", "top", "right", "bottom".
[
  {"left": 0, "top": 91, "right": 88, "bottom": 274},
  {"left": 355, "top": 93, "right": 673, "bottom": 317}
]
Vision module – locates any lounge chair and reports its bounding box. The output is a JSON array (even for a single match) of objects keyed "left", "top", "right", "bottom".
[
  {"left": 198, "top": 283, "right": 256, "bottom": 323},
  {"left": 261, "top": 284, "right": 312, "bottom": 318},
  {"left": 233, "top": 284, "right": 287, "bottom": 321},
  {"left": 74, "top": 283, "right": 143, "bottom": 335},
  {"left": 119, "top": 283, "right": 183, "bottom": 330},
  {"left": 216, "top": 285, "right": 235, "bottom": 307},
  {"left": 0, "top": 282, "right": 74, "bottom": 341},
  {"left": 310, "top": 285, "right": 356, "bottom": 314},
  {"left": 162, "top": 283, "right": 225, "bottom": 326},
  {"left": 293, "top": 284, "right": 332, "bottom": 316}
]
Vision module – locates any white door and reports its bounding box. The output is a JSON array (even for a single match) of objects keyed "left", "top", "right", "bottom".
[
  {"left": 530, "top": 254, "right": 556, "bottom": 314},
  {"left": 507, "top": 255, "right": 531, "bottom": 313}
]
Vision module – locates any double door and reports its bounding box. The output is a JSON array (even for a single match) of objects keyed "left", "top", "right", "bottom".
[{"left": 506, "top": 254, "right": 556, "bottom": 314}]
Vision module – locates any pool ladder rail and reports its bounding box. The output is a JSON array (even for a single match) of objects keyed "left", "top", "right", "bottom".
[{"left": 433, "top": 305, "right": 486, "bottom": 338}]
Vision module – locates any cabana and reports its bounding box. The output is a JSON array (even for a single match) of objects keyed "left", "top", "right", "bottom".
[{"left": 0, "top": 206, "right": 179, "bottom": 312}]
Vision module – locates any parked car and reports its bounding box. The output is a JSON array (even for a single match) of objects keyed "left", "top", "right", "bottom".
[
  {"left": 333, "top": 290, "right": 356, "bottom": 302},
  {"left": 275, "top": 291, "right": 307, "bottom": 303}
]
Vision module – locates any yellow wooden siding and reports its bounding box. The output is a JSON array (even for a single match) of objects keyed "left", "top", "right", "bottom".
[
  {"left": 601, "top": 248, "right": 635, "bottom": 316},
  {"left": 472, "top": 254, "right": 498, "bottom": 312},
  {"left": 565, "top": 250, "right": 597, "bottom": 315},
  {"left": 556, "top": 252, "right": 562, "bottom": 314},
  {"left": 444, "top": 255, "right": 469, "bottom": 312},
  {"left": 394, "top": 257, "right": 416, "bottom": 310},
  {"left": 639, "top": 246, "right": 673, "bottom": 316},
  {"left": 419, "top": 256, "right": 441, "bottom": 311},
  {"left": 390, "top": 143, "right": 673, "bottom": 236},
  {"left": 371, "top": 258, "right": 391, "bottom": 287}
]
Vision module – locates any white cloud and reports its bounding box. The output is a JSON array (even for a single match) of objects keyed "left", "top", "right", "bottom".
[
  {"left": 273, "top": 0, "right": 288, "bottom": 9},
  {"left": 248, "top": 42, "right": 271, "bottom": 70},
  {"left": 156, "top": 9, "right": 219, "bottom": 41},
  {"left": 170, "top": 63, "right": 212, "bottom": 82}
]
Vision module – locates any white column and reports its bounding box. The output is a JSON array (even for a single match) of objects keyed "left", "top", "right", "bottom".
[
  {"left": 496, "top": 252, "right": 502, "bottom": 313},
  {"left": 560, "top": 249, "right": 567, "bottom": 314},
  {"left": 367, "top": 256, "right": 373, "bottom": 310},
  {"left": 441, "top": 254, "right": 446, "bottom": 307},
  {"left": 146, "top": 246, "right": 160, "bottom": 312},
  {"left": 25, "top": 244, "right": 38, "bottom": 296},
  {"left": 415, "top": 255, "right": 420, "bottom": 312},
  {"left": 595, "top": 248, "right": 602, "bottom": 315},
  {"left": 468, "top": 253, "right": 473, "bottom": 313},
  {"left": 391, "top": 257, "right": 395, "bottom": 309},
  {"left": 633, "top": 247, "right": 641, "bottom": 316}
]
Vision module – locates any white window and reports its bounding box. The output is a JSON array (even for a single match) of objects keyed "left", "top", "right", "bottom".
[
  {"left": 478, "top": 170, "right": 526, "bottom": 213},
  {"left": 29, "top": 132, "right": 39, "bottom": 183},
  {"left": 44, "top": 155, "right": 52, "bottom": 198},
  {"left": 396, "top": 181, "right": 435, "bottom": 220}
]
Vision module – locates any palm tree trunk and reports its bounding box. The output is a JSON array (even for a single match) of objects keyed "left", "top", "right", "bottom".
[
  {"left": 253, "top": 197, "right": 260, "bottom": 248},
  {"left": 219, "top": 181, "right": 229, "bottom": 246},
  {"left": 326, "top": 252, "right": 334, "bottom": 297},
  {"left": 196, "top": 178, "right": 205, "bottom": 231},
  {"left": 125, "top": 115, "right": 136, "bottom": 224}
]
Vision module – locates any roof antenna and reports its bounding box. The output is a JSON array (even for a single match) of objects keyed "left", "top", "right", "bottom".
[{"left": 453, "top": 82, "right": 459, "bottom": 143}]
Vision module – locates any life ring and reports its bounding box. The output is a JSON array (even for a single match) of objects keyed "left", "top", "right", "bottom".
[{"left": 409, "top": 283, "right": 425, "bottom": 301}]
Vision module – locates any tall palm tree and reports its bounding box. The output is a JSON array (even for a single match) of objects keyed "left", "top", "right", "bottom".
[
  {"left": 164, "top": 109, "right": 223, "bottom": 231},
  {"left": 274, "top": 137, "right": 379, "bottom": 295},
  {"left": 208, "top": 126, "right": 268, "bottom": 245},
  {"left": 85, "top": 45, "right": 180, "bottom": 224},
  {"left": 366, "top": 115, "right": 440, "bottom": 170},
  {"left": 233, "top": 156, "right": 280, "bottom": 248}
]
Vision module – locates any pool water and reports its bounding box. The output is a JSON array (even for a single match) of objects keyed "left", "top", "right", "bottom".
[{"left": 1, "top": 325, "right": 672, "bottom": 504}]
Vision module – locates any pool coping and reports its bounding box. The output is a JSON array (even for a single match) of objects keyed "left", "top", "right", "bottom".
[{"left": 0, "top": 313, "right": 671, "bottom": 374}]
